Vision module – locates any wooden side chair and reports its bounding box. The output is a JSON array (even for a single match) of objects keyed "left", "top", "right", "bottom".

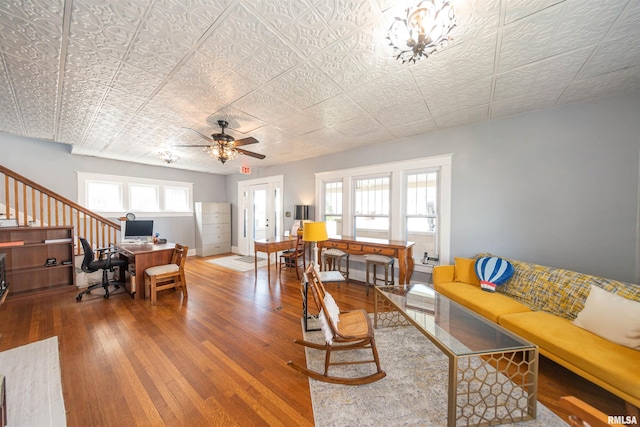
[
  {"left": 144, "top": 244, "right": 188, "bottom": 306},
  {"left": 287, "top": 264, "right": 386, "bottom": 385},
  {"left": 279, "top": 234, "right": 306, "bottom": 280}
]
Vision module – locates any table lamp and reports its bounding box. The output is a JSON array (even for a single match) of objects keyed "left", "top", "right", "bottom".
[{"left": 302, "top": 221, "right": 328, "bottom": 265}]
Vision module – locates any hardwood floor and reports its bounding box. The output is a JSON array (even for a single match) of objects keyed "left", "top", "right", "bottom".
[{"left": 0, "top": 255, "right": 627, "bottom": 426}]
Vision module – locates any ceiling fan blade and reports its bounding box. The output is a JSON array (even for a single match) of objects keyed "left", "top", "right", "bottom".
[
  {"left": 234, "top": 137, "right": 259, "bottom": 147},
  {"left": 182, "top": 127, "right": 214, "bottom": 143},
  {"left": 237, "top": 148, "right": 266, "bottom": 159}
]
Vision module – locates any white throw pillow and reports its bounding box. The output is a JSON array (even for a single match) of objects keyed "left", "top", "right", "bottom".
[
  {"left": 318, "top": 292, "right": 340, "bottom": 344},
  {"left": 573, "top": 285, "right": 640, "bottom": 350}
]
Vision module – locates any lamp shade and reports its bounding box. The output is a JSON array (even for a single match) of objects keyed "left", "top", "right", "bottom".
[{"left": 302, "top": 222, "right": 328, "bottom": 242}]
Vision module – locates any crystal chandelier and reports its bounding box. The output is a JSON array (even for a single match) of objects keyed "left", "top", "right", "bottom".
[
  {"left": 387, "top": 0, "right": 456, "bottom": 64},
  {"left": 206, "top": 142, "right": 238, "bottom": 164},
  {"left": 157, "top": 151, "right": 179, "bottom": 164}
]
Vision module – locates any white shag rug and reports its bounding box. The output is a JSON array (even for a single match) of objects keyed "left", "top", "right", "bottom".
[
  {"left": 303, "top": 320, "right": 566, "bottom": 427},
  {"left": 0, "top": 336, "right": 66, "bottom": 426},
  {"left": 206, "top": 255, "right": 268, "bottom": 272}
]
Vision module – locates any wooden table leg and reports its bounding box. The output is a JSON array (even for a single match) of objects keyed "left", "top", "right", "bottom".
[{"left": 254, "top": 247, "right": 258, "bottom": 283}]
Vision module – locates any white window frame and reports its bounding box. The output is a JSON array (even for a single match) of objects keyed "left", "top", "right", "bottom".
[
  {"left": 77, "top": 172, "right": 194, "bottom": 217},
  {"left": 315, "top": 154, "right": 452, "bottom": 265}
]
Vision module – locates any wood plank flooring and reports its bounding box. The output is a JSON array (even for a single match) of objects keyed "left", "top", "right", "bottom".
[{"left": 0, "top": 255, "right": 627, "bottom": 426}]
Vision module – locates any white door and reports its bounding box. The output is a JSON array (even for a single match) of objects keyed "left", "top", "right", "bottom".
[{"left": 237, "top": 176, "right": 283, "bottom": 256}]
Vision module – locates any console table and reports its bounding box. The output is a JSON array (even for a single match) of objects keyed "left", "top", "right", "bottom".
[{"left": 318, "top": 236, "right": 415, "bottom": 285}]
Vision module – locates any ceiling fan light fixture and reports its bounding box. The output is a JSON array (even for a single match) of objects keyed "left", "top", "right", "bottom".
[
  {"left": 387, "top": 0, "right": 456, "bottom": 64},
  {"left": 206, "top": 143, "right": 238, "bottom": 164}
]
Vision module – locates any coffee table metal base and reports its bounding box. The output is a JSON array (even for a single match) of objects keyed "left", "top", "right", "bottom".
[{"left": 375, "top": 291, "right": 538, "bottom": 427}]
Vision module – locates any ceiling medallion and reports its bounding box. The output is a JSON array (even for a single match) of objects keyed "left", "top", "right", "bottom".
[
  {"left": 387, "top": 0, "right": 456, "bottom": 64},
  {"left": 158, "top": 151, "right": 179, "bottom": 164}
]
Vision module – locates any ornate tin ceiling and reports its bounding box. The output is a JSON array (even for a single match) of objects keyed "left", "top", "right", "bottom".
[{"left": 1, "top": 0, "right": 639, "bottom": 174}]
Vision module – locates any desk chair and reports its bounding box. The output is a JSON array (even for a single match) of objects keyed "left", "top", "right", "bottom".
[
  {"left": 76, "top": 237, "right": 128, "bottom": 301},
  {"left": 288, "top": 264, "right": 386, "bottom": 385},
  {"left": 279, "top": 234, "right": 305, "bottom": 280},
  {"left": 144, "top": 244, "right": 188, "bottom": 306}
]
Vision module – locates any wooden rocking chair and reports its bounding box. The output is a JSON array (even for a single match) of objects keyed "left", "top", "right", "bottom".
[{"left": 287, "top": 264, "right": 386, "bottom": 385}]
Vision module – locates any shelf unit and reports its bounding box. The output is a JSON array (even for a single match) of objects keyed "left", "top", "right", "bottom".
[
  {"left": 0, "top": 226, "right": 75, "bottom": 295},
  {"left": 195, "top": 202, "right": 231, "bottom": 256}
]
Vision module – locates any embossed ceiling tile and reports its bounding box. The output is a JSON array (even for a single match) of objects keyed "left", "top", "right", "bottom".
[
  {"left": 347, "top": 71, "right": 423, "bottom": 114},
  {"left": 579, "top": 32, "right": 640, "bottom": 79},
  {"left": 311, "top": 42, "right": 367, "bottom": 89},
  {"left": 231, "top": 89, "right": 298, "bottom": 123},
  {"left": 411, "top": 30, "right": 497, "bottom": 91},
  {"left": 262, "top": 61, "right": 343, "bottom": 110},
  {"left": 433, "top": 104, "right": 489, "bottom": 129},
  {"left": 388, "top": 118, "right": 438, "bottom": 139},
  {"left": 279, "top": 8, "right": 339, "bottom": 58},
  {"left": 372, "top": 99, "right": 431, "bottom": 127},
  {"left": 69, "top": 0, "right": 147, "bottom": 61},
  {"left": 332, "top": 114, "right": 382, "bottom": 137},
  {"left": 150, "top": 0, "right": 230, "bottom": 34},
  {"left": 451, "top": 0, "right": 501, "bottom": 40},
  {"left": 233, "top": 35, "right": 303, "bottom": 85},
  {"left": 205, "top": 108, "right": 266, "bottom": 134},
  {"left": 303, "top": 93, "right": 364, "bottom": 126},
  {"left": 494, "top": 47, "right": 592, "bottom": 101},
  {"left": 504, "top": 0, "right": 566, "bottom": 24},
  {"left": 245, "top": 0, "right": 312, "bottom": 33},
  {"left": 64, "top": 39, "right": 120, "bottom": 87},
  {"left": 0, "top": 0, "right": 63, "bottom": 24},
  {"left": 560, "top": 66, "right": 640, "bottom": 105},
  {"left": 490, "top": 91, "right": 559, "bottom": 119},
  {"left": 111, "top": 63, "right": 165, "bottom": 99},
  {"left": 426, "top": 77, "right": 492, "bottom": 115},
  {"left": 605, "top": 0, "right": 640, "bottom": 41},
  {"left": 244, "top": 125, "right": 297, "bottom": 146},
  {"left": 271, "top": 111, "right": 324, "bottom": 135},
  {"left": 313, "top": 0, "right": 379, "bottom": 38},
  {"left": 0, "top": 13, "right": 62, "bottom": 64},
  {"left": 210, "top": 69, "right": 259, "bottom": 106}
]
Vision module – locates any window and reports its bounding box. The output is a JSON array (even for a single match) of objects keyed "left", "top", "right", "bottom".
[
  {"left": 130, "top": 184, "right": 159, "bottom": 211},
  {"left": 406, "top": 171, "right": 438, "bottom": 261},
  {"left": 354, "top": 176, "right": 390, "bottom": 239},
  {"left": 323, "top": 180, "right": 342, "bottom": 237},
  {"left": 86, "top": 181, "right": 122, "bottom": 211},
  {"left": 78, "top": 172, "right": 193, "bottom": 217},
  {"left": 315, "top": 154, "right": 452, "bottom": 265}
]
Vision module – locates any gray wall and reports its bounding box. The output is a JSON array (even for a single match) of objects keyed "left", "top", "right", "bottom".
[
  {"left": 227, "top": 91, "right": 640, "bottom": 283},
  {"left": 0, "top": 133, "right": 226, "bottom": 248}
]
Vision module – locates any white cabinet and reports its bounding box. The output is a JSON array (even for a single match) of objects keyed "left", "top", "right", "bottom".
[{"left": 195, "top": 202, "right": 231, "bottom": 256}]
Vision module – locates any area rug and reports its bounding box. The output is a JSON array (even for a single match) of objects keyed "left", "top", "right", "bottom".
[
  {"left": 0, "top": 336, "right": 66, "bottom": 426},
  {"left": 303, "top": 320, "right": 565, "bottom": 427},
  {"left": 206, "top": 255, "right": 268, "bottom": 272}
]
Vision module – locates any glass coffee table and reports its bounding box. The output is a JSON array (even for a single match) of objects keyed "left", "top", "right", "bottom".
[{"left": 374, "top": 285, "right": 538, "bottom": 427}]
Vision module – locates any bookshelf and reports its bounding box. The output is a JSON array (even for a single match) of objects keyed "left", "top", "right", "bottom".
[{"left": 0, "top": 226, "right": 75, "bottom": 295}]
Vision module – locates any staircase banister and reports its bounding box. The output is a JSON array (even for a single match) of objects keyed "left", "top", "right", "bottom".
[{"left": 0, "top": 164, "right": 121, "bottom": 230}]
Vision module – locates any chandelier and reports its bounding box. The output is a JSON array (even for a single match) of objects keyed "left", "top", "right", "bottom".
[
  {"left": 157, "top": 151, "right": 179, "bottom": 164},
  {"left": 206, "top": 142, "right": 238, "bottom": 164},
  {"left": 387, "top": 0, "right": 456, "bottom": 64}
]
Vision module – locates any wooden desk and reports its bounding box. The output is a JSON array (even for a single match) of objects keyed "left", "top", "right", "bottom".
[
  {"left": 318, "top": 236, "right": 415, "bottom": 285},
  {"left": 254, "top": 237, "right": 297, "bottom": 285},
  {"left": 116, "top": 242, "right": 175, "bottom": 299}
]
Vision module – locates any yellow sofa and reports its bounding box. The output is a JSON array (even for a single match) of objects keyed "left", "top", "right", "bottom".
[{"left": 433, "top": 256, "right": 640, "bottom": 410}]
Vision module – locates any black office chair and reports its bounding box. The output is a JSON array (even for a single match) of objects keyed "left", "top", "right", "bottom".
[{"left": 76, "top": 237, "right": 128, "bottom": 301}]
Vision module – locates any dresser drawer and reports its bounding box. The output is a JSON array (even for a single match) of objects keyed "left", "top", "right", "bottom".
[
  {"left": 324, "top": 241, "right": 348, "bottom": 250},
  {"left": 362, "top": 246, "right": 395, "bottom": 256},
  {"left": 201, "top": 213, "right": 230, "bottom": 224}
]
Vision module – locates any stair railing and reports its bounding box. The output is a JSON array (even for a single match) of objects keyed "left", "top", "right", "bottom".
[{"left": 0, "top": 165, "right": 120, "bottom": 253}]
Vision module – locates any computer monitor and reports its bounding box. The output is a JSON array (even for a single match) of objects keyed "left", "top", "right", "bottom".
[{"left": 124, "top": 220, "right": 154, "bottom": 240}]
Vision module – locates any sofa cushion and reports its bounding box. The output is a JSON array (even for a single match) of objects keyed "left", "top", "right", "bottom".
[
  {"left": 499, "top": 311, "right": 640, "bottom": 402},
  {"left": 453, "top": 257, "right": 480, "bottom": 286},
  {"left": 435, "top": 282, "right": 531, "bottom": 323},
  {"left": 573, "top": 285, "right": 640, "bottom": 350}
]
